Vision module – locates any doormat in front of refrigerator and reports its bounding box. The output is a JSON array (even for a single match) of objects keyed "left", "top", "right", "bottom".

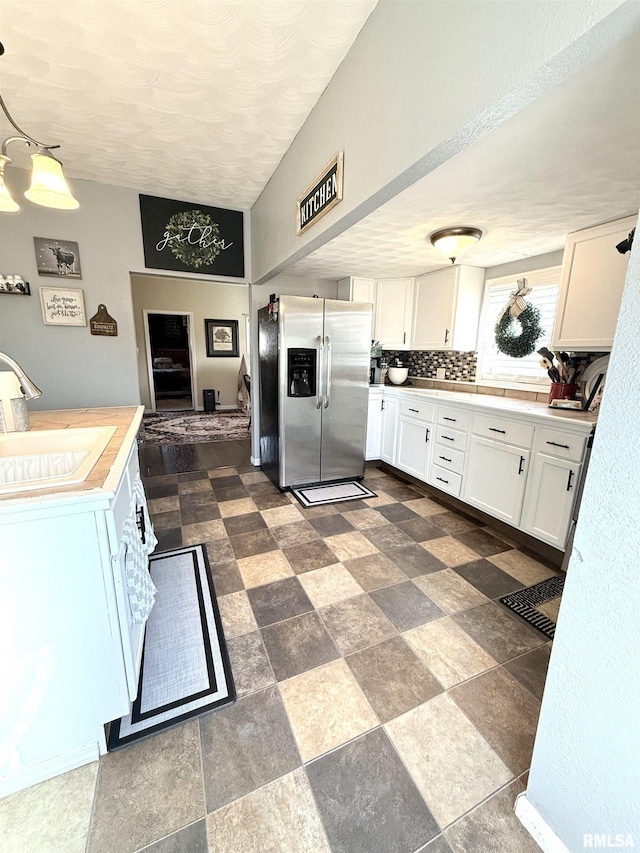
[{"left": 291, "top": 480, "right": 377, "bottom": 508}]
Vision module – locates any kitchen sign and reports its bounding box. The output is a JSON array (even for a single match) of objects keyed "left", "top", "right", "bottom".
[
  {"left": 139, "top": 194, "right": 245, "bottom": 278},
  {"left": 296, "top": 152, "right": 343, "bottom": 235},
  {"left": 90, "top": 304, "right": 118, "bottom": 336}
]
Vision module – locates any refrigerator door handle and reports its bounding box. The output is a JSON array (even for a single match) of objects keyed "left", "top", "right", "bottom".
[
  {"left": 316, "top": 335, "right": 323, "bottom": 409},
  {"left": 323, "top": 335, "right": 332, "bottom": 409}
]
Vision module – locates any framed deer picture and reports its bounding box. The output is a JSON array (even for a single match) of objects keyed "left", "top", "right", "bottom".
[{"left": 33, "top": 237, "right": 82, "bottom": 279}]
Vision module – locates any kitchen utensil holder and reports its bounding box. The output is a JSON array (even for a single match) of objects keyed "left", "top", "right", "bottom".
[{"left": 548, "top": 383, "right": 577, "bottom": 404}]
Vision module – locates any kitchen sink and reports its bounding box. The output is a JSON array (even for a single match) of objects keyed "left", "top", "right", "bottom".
[{"left": 0, "top": 426, "right": 117, "bottom": 494}]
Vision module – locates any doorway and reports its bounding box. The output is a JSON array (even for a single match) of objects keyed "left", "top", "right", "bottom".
[{"left": 144, "top": 311, "right": 197, "bottom": 412}]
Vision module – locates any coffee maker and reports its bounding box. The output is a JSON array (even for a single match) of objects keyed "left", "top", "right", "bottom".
[{"left": 370, "top": 340, "right": 383, "bottom": 384}]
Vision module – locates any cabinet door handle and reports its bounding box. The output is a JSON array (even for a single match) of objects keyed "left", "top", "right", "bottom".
[
  {"left": 518, "top": 455, "right": 525, "bottom": 475},
  {"left": 408, "top": 407, "right": 419, "bottom": 413},
  {"left": 444, "top": 328, "right": 449, "bottom": 344},
  {"left": 436, "top": 476, "right": 449, "bottom": 484},
  {"left": 439, "top": 455, "right": 452, "bottom": 463},
  {"left": 443, "top": 416, "right": 456, "bottom": 422},
  {"left": 567, "top": 469, "right": 575, "bottom": 491},
  {"left": 547, "top": 440, "right": 570, "bottom": 449},
  {"left": 441, "top": 435, "right": 454, "bottom": 441},
  {"left": 489, "top": 427, "right": 506, "bottom": 434},
  {"left": 381, "top": 400, "right": 385, "bottom": 411},
  {"left": 136, "top": 505, "right": 147, "bottom": 545},
  {"left": 425, "top": 428, "right": 430, "bottom": 443},
  {"left": 403, "top": 331, "right": 406, "bottom": 344}
]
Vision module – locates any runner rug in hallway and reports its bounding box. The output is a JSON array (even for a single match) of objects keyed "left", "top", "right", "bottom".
[
  {"left": 500, "top": 575, "right": 565, "bottom": 640},
  {"left": 108, "top": 545, "right": 235, "bottom": 749},
  {"left": 143, "top": 410, "right": 250, "bottom": 445}
]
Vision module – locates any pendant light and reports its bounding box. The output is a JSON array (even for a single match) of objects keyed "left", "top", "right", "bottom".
[
  {"left": 0, "top": 42, "right": 79, "bottom": 212},
  {"left": 430, "top": 227, "right": 482, "bottom": 263}
]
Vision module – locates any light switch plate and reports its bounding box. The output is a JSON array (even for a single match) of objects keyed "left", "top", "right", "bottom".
[{"left": 436, "top": 368, "right": 446, "bottom": 380}]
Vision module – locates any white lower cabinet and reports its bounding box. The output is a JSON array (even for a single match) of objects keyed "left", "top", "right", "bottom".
[
  {"left": 366, "top": 390, "right": 383, "bottom": 461},
  {"left": 396, "top": 415, "right": 431, "bottom": 480},
  {"left": 463, "top": 436, "right": 530, "bottom": 526},
  {"left": 380, "top": 395, "right": 399, "bottom": 464},
  {"left": 521, "top": 453, "right": 581, "bottom": 548}
]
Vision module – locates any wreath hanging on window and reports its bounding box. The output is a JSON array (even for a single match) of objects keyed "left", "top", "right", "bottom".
[{"left": 494, "top": 278, "right": 544, "bottom": 358}]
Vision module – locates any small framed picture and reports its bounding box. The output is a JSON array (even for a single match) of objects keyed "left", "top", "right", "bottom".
[
  {"left": 40, "top": 287, "right": 87, "bottom": 326},
  {"left": 33, "top": 237, "right": 82, "bottom": 279},
  {"left": 0, "top": 276, "right": 30, "bottom": 295},
  {"left": 205, "top": 319, "right": 239, "bottom": 357}
]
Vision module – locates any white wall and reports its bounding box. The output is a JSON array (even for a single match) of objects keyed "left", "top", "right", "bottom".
[
  {"left": 131, "top": 274, "right": 249, "bottom": 410},
  {"left": 251, "top": 0, "right": 634, "bottom": 283},
  {"left": 249, "top": 274, "right": 338, "bottom": 461},
  {"left": 521, "top": 214, "right": 640, "bottom": 850},
  {"left": 0, "top": 167, "right": 249, "bottom": 411}
]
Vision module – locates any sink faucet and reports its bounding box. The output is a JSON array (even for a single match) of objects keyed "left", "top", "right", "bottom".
[{"left": 0, "top": 352, "right": 41, "bottom": 432}]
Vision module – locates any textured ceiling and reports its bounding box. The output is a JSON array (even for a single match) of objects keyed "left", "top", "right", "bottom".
[
  {"left": 285, "top": 32, "right": 640, "bottom": 279},
  {"left": 0, "top": 0, "right": 377, "bottom": 208}
]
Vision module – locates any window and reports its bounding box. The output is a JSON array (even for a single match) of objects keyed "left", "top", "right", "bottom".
[{"left": 477, "top": 266, "right": 561, "bottom": 387}]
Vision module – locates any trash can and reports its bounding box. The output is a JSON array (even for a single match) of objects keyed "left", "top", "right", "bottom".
[{"left": 203, "top": 389, "right": 217, "bottom": 412}]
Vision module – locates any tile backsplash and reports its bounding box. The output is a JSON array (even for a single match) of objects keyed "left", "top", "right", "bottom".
[{"left": 382, "top": 350, "right": 478, "bottom": 382}]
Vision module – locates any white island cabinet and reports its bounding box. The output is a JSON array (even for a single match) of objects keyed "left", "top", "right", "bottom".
[{"left": 0, "top": 407, "right": 149, "bottom": 797}]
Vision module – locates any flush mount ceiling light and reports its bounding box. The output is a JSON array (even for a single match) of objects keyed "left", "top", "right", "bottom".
[
  {"left": 430, "top": 227, "right": 482, "bottom": 264},
  {"left": 0, "top": 43, "right": 79, "bottom": 213}
]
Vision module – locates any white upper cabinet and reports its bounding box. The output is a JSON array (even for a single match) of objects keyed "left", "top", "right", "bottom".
[
  {"left": 411, "top": 265, "right": 484, "bottom": 351},
  {"left": 374, "top": 278, "right": 414, "bottom": 350},
  {"left": 552, "top": 215, "right": 636, "bottom": 351},
  {"left": 337, "top": 276, "right": 376, "bottom": 305}
]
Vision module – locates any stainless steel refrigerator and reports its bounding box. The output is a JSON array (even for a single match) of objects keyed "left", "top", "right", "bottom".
[{"left": 258, "top": 295, "right": 372, "bottom": 488}]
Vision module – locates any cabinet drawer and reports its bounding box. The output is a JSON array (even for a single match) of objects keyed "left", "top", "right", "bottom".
[
  {"left": 399, "top": 398, "right": 435, "bottom": 422},
  {"left": 430, "top": 464, "right": 462, "bottom": 497},
  {"left": 435, "top": 424, "right": 467, "bottom": 452},
  {"left": 437, "top": 406, "right": 469, "bottom": 432},
  {"left": 472, "top": 414, "right": 534, "bottom": 449},
  {"left": 536, "top": 427, "right": 586, "bottom": 462},
  {"left": 432, "top": 445, "right": 465, "bottom": 475}
]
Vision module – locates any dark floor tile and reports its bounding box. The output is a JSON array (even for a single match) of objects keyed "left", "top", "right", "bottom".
[
  {"left": 210, "top": 474, "right": 243, "bottom": 490},
  {"left": 309, "top": 513, "right": 355, "bottom": 537},
  {"left": 144, "top": 474, "right": 179, "bottom": 486},
  {"left": 179, "top": 500, "right": 221, "bottom": 525},
  {"left": 205, "top": 539, "right": 236, "bottom": 565},
  {"left": 179, "top": 489, "right": 219, "bottom": 509},
  {"left": 346, "top": 636, "right": 442, "bottom": 723},
  {"left": 384, "top": 485, "right": 423, "bottom": 501},
  {"left": 377, "top": 503, "right": 421, "bottom": 523},
  {"left": 209, "top": 559, "right": 244, "bottom": 596},
  {"left": 214, "top": 484, "right": 250, "bottom": 502},
  {"left": 146, "top": 482, "right": 180, "bottom": 499},
  {"left": 503, "top": 644, "right": 551, "bottom": 702},
  {"left": 230, "top": 528, "right": 278, "bottom": 560},
  {"left": 247, "top": 576, "right": 314, "bottom": 627},
  {"left": 338, "top": 499, "right": 370, "bottom": 511},
  {"left": 387, "top": 544, "right": 447, "bottom": 577},
  {"left": 452, "top": 602, "right": 544, "bottom": 663},
  {"left": 307, "top": 728, "right": 439, "bottom": 853},
  {"left": 199, "top": 684, "right": 300, "bottom": 812},
  {"left": 343, "top": 553, "right": 407, "bottom": 591},
  {"left": 431, "top": 510, "right": 483, "bottom": 535},
  {"left": 235, "top": 464, "right": 257, "bottom": 474},
  {"left": 395, "top": 517, "right": 444, "bottom": 542},
  {"left": 178, "top": 470, "right": 209, "bottom": 482},
  {"left": 154, "top": 527, "right": 183, "bottom": 551},
  {"left": 151, "top": 509, "right": 182, "bottom": 531},
  {"left": 246, "top": 480, "right": 281, "bottom": 496},
  {"left": 137, "top": 819, "right": 208, "bottom": 853},
  {"left": 262, "top": 611, "right": 339, "bottom": 681},
  {"left": 450, "top": 668, "right": 540, "bottom": 775},
  {"left": 297, "top": 503, "right": 341, "bottom": 519},
  {"left": 226, "top": 631, "right": 275, "bottom": 697},
  {"left": 365, "top": 524, "right": 414, "bottom": 552},
  {"left": 271, "top": 520, "right": 319, "bottom": 549},
  {"left": 454, "top": 559, "right": 524, "bottom": 599},
  {"left": 370, "top": 581, "right": 444, "bottom": 631},
  {"left": 252, "top": 492, "right": 292, "bottom": 510},
  {"left": 282, "top": 539, "right": 339, "bottom": 573},
  {"left": 320, "top": 594, "right": 396, "bottom": 655},
  {"left": 454, "top": 529, "right": 512, "bottom": 557},
  {"left": 420, "top": 836, "right": 455, "bottom": 853},
  {"left": 223, "top": 511, "right": 267, "bottom": 536}
]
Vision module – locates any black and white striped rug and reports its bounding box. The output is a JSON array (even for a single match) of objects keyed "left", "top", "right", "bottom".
[
  {"left": 500, "top": 575, "right": 565, "bottom": 640},
  {"left": 291, "top": 480, "right": 377, "bottom": 508},
  {"left": 108, "top": 544, "right": 235, "bottom": 749}
]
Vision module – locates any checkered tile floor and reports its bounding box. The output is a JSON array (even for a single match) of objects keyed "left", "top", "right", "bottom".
[{"left": 2, "top": 463, "right": 555, "bottom": 853}]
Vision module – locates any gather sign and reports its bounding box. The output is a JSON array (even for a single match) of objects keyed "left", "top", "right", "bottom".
[{"left": 296, "top": 152, "right": 343, "bottom": 235}]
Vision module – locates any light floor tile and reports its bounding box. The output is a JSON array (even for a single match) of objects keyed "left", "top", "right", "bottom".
[
  {"left": 422, "top": 536, "right": 480, "bottom": 567},
  {"left": 218, "top": 591, "right": 258, "bottom": 639},
  {"left": 408, "top": 498, "right": 449, "bottom": 518},
  {"left": 219, "top": 498, "right": 259, "bottom": 518},
  {"left": 207, "top": 467, "right": 238, "bottom": 478},
  {"left": 342, "top": 508, "right": 387, "bottom": 529},
  {"left": 206, "top": 769, "right": 330, "bottom": 853},
  {"left": 385, "top": 694, "right": 511, "bottom": 828},
  {"left": 239, "top": 471, "right": 269, "bottom": 484},
  {"left": 404, "top": 618, "right": 497, "bottom": 689},
  {"left": 298, "top": 563, "right": 364, "bottom": 609},
  {"left": 148, "top": 495, "right": 181, "bottom": 514},
  {"left": 0, "top": 762, "right": 98, "bottom": 853},
  {"left": 237, "top": 550, "right": 294, "bottom": 588},
  {"left": 363, "top": 490, "right": 398, "bottom": 507},
  {"left": 488, "top": 550, "right": 557, "bottom": 585},
  {"left": 414, "top": 569, "right": 489, "bottom": 614},
  {"left": 181, "top": 519, "right": 227, "bottom": 545},
  {"left": 279, "top": 659, "right": 378, "bottom": 762},
  {"left": 326, "top": 531, "right": 379, "bottom": 562},
  {"left": 260, "top": 504, "right": 305, "bottom": 528}
]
